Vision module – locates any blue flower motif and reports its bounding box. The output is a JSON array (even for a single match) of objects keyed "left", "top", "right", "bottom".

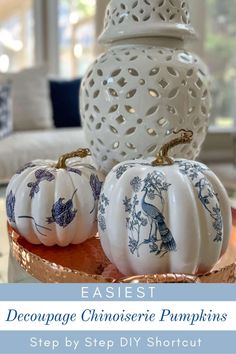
[
  {"left": 147, "top": 190, "right": 155, "bottom": 200},
  {"left": 99, "top": 204, "right": 105, "bottom": 214},
  {"left": 212, "top": 205, "right": 223, "bottom": 241},
  {"left": 144, "top": 171, "right": 170, "bottom": 193},
  {"left": 128, "top": 237, "right": 139, "bottom": 254},
  {"left": 213, "top": 205, "right": 221, "bottom": 215},
  {"left": 98, "top": 194, "right": 109, "bottom": 215},
  {"left": 99, "top": 193, "right": 109, "bottom": 210},
  {"left": 177, "top": 160, "right": 208, "bottom": 180},
  {"left": 141, "top": 218, "right": 148, "bottom": 226},
  {"left": 149, "top": 243, "right": 160, "bottom": 255},
  {"left": 178, "top": 161, "right": 223, "bottom": 243},
  {"left": 115, "top": 162, "right": 152, "bottom": 180},
  {"left": 133, "top": 194, "right": 139, "bottom": 206},
  {"left": 115, "top": 165, "right": 129, "bottom": 179},
  {"left": 123, "top": 196, "right": 132, "bottom": 212},
  {"left": 130, "top": 176, "right": 142, "bottom": 192},
  {"left": 98, "top": 192, "right": 110, "bottom": 231},
  {"left": 6, "top": 190, "right": 16, "bottom": 223},
  {"left": 27, "top": 169, "right": 55, "bottom": 198},
  {"left": 98, "top": 214, "right": 106, "bottom": 231},
  {"left": 47, "top": 190, "right": 77, "bottom": 228}
]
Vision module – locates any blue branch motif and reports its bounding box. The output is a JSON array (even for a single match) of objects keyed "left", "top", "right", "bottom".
[
  {"left": 177, "top": 160, "right": 223, "bottom": 242},
  {"left": 16, "top": 162, "right": 36, "bottom": 175},
  {"left": 98, "top": 193, "right": 109, "bottom": 231},
  {"left": 18, "top": 216, "right": 52, "bottom": 237},
  {"left": 47, "top": 189, "right": 78, "bottom": 228},
  {"left": 90, "top": 174, "right": 103, "bottom": 214},
  {"left": 27, "top": 169, "right": 55, "bottom": 198},
  {"left": 7, "top": 189, "right": 52, "bottom": 236},
  {"left": 66, "top": 168, "right": 82, "bottom": 176},
  {"left": 6, "top": 190, "right": 16, "bottom": 223},
  {"left": 124, "top": 171, "right": 176, "bottom": 258}
]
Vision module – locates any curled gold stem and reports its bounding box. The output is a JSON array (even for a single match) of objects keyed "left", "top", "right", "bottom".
[
  {"left": 55, "top": 148, "right": 91, "bottom": 169},
  {"left": 152, "top": 129, "right": 193, "bottom": 166}
]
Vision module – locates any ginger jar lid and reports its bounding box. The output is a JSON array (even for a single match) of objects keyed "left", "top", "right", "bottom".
[{"left": 99, "top": 0, "right": 196, "bottom": 44}]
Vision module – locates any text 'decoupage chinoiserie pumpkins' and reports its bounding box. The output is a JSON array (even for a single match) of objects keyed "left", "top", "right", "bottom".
[
  {"left": 6, "top": 149, "right": 104, "bottom": 247},
  {"left": 98, "top": 131, "right": 231, "bottom": 275}
]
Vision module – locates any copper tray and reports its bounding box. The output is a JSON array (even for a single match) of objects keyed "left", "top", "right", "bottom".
[{"left": 8, "top": 224, "right": 236, "bottom": 283}]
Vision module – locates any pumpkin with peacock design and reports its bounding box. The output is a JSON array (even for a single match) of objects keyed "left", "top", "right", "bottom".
[{"left": 98, "top": 130, "right": 232, "bottom": 276}]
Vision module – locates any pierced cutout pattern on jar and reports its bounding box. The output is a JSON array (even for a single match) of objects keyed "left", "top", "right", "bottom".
[
  {"left": 103, "top": 0, "right": 191, "bottom": 31},
  {"left": 81, "top": 46, "right": 210, "bottom": 173}
]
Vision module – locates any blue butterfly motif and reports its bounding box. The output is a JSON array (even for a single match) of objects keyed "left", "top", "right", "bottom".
[{"left": 27, "top": 169, "right": 55, "bottom": 198}]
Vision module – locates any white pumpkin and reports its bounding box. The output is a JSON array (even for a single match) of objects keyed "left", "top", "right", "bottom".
[
  {"left": 98, "top": 131, "right": 232, "bottom": 275},
  {"left": 6, "top": 149, "right": 104, "bottom": 247}
]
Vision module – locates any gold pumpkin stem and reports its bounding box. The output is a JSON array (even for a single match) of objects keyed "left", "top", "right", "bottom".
[
  {"left": 152, "top": 129, "right": 194, "bottom": 166},
  {"left": 55, "top": 148, "right": 91, "bottom": 169}
]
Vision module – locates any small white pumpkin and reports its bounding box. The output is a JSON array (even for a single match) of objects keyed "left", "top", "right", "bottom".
[
  {"left": 6, "top": 149, "right": 104, "bottom": 247},
  {"left": 98, "top": 131, "right": 232, "bottom": 275}
]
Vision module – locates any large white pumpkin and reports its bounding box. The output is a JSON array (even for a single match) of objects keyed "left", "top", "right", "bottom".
[
  {"left": 98, "top": 151, "right": 231, "bottom": 275},
  {"left": 6, "top": 149, "right": 104, "bottom": 247}
]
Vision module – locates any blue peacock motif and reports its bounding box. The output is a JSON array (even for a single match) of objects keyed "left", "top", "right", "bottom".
[
  {"left": 177, "top": 160, "right": 223, "bottom": 242},
  {"left": 124, "top": 171, "right": 176, "bottom": 257},
  {"left": 27, "top": 169, "right": 55, "bottom": 198},
  {"left": 98, "top": 192, "right": 109, "bottom": 231},
  {"left": 47, "top": 189, "right": 78, "bottom": 228},
  {"left": 89, "top": 174, "right": 103, "bottom": 214},
  {"left": 6, "top": 190, "right": 16, "bottom": 223}
]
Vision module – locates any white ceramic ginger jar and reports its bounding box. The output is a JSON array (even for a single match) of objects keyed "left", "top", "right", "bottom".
[{"left": 80, "top": 0, "right": 211, "bottom": 173}]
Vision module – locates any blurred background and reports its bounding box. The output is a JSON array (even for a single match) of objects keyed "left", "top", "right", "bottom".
[
  {"left": 0, "top": 0, "right": 236, "bottom": 181},
  {"left": 1, "top": 0, "right": 236, "bottom": 128},
  {"left": 0, "top": 0, "right": 96, "bottom": 76}
]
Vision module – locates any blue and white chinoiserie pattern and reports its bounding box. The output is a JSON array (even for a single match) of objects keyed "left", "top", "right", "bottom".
[
  {"left": 98, "top": 158, "right": 231, "bottom": 276},
  {"left": 6, "top": 158, "right": 104, "bottom": 247}
]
